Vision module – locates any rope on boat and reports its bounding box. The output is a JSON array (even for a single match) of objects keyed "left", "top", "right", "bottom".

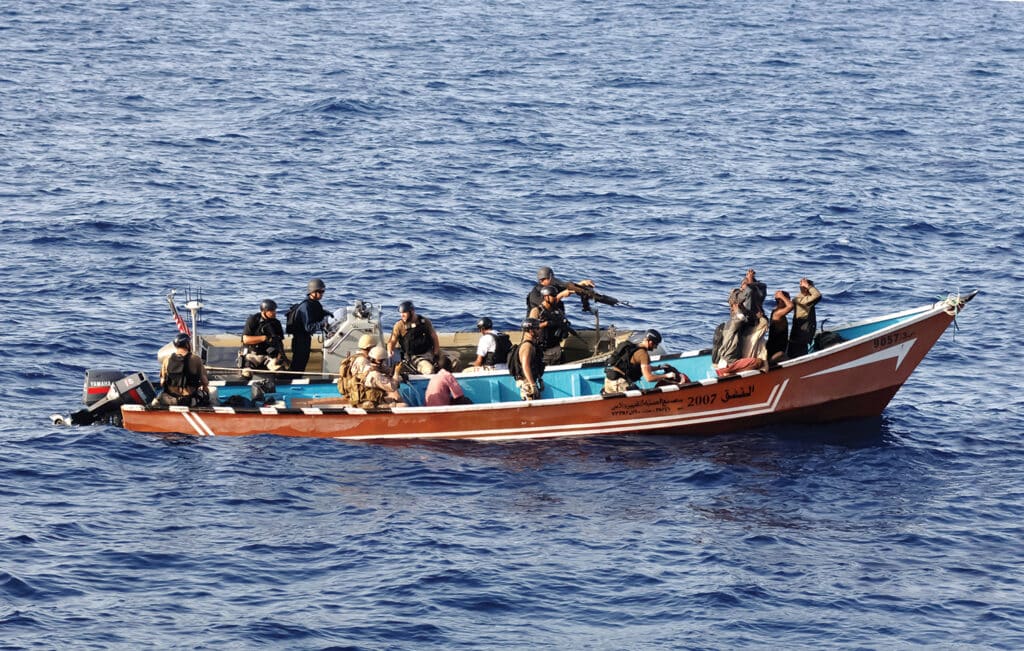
[{"left": 937, "top": 289, "right": 964, "bottom": 341}]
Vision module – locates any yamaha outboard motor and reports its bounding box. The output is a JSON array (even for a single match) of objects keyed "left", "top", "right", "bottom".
[{"left": 63, "top": 369, "right": 157, "bottom": 426}]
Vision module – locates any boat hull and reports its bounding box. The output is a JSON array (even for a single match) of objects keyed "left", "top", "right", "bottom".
[{"left": 122, "top": 294, "right": 972, "bottom": 441}]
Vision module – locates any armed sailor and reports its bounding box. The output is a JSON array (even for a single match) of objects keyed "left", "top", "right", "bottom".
[
  {"left": 511, "top": 318, "right": 546, "bottom": 401},
  {"left": 288, "top": 278, "right": 331, "bottom": 374},
  {"left": 387, "top": 300, "right": 441, "bottom": 375},
  {"left": 602, "top": 329, "right": 683, "bottom": 394},
  {"left": 528, "top": 285, "right": 572, "bottom": 365},
  {"left": 526, "top": 265, "right": 626, "bottom": 315},
  {"left": 154, "top": 333, "right": 211, "bottom": 407},
  {"left": 240, "top": 299, "right": 288, "bottom": 375}
]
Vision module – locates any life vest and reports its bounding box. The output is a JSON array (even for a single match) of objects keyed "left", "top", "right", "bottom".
[
  {"left": 360, "top": 371, "right": 391, "bottom": 408},
  {"left": 508, "top": 341, "right": 545, "bottom": 382},
  {"left": 605, "top": 341, "right": 641, "bottom": 382},
  {"left": 163, "top": 353, "right": 201, "bottom": 394},
  {"left": 400, "top": 315, "right": 434, "bottom": 357},
  {"left": 483, "top": 332, "right": 512, "bottom": 367},
  {"left": 337, "top": 352, "right": 370, "bottom": 404},
  {"left": 535, "top": 305, "right": 569, "bottom": 348}
]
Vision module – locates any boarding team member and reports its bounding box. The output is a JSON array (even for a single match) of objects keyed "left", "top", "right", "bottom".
[
  {"left": 155, "top": 333, "right": 210, "bottom": 406},
  {"left": 289, "top": 278, "right": 330, "bottom": 374}
]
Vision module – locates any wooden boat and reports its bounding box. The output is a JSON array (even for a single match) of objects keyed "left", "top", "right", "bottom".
[{"left": 119, "top": 292, "right": 976, "bottom": 441}]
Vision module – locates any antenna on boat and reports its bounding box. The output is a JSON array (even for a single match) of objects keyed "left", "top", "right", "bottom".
[{"left": 184, "top": 286, "right": 205, "bottom": 352}]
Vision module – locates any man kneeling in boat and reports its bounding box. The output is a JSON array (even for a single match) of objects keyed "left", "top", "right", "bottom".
[
  {"left": 603, "top": 329, "right": 684, "bottom": 394},
  {"left": 361, "top": 346, "right": 406, "bottom": 408},
  {"left": 154, "top": 333, "right": 211, "bottom": 407}
]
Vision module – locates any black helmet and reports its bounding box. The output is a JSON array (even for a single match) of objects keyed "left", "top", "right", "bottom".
[
  {"left": 307, "top": 278, "right": 326, "bottom": 294},
  {"left": 521, "top": 317, "right": 541, "bottom": 332},
  {"left": 476, "top": 317, "right": 493, "bottom": 330},
  {"left": 536, "top": 266, "right": 554, "bottom": 281},
  {"left": 398, "top": 300, "right": 415, "bottom": 313},
  {"left": 644, "top": 329, "right": 662, "bottom": 346},
  {"left": 260, "top": 298, "right": 277, "bottom": 312},
  {"left": 173, "top": 333, "right": 191, "bottom": 349},
  {"left": 540, "top": 285, "right": 558, "bottom": 298}
]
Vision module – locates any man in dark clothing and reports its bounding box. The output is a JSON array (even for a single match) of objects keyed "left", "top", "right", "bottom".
[
  {"left": 526, "top": 264, "right": 603, "bottom": 314},
  {"left": 155, "top": 333, "right": 210, "bottom": 407},
  {"left": 528, "top": 285, "right": 571, "bottom": 365},
  {"left": 387, "top": 300, "right": 441, "bottom": 375},
  {"left": 241, "top": 298, "right": 287, "bottom": 374},
  {"left": 787, "top": 278, "right": 822, "bottom": 358},
  {"left": 512, "top": 318, "right": 546, "bottom": 401},
  {"left": 288, "top": 278, "right": 330, "bottom": 374}
]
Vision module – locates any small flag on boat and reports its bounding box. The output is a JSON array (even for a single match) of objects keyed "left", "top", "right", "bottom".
[{"left": 173, "top": 311, "right": 190, "bottom": 336}]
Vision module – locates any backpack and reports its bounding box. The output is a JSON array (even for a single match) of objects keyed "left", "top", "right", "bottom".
[
  {"left": 492, "top": 333, "right": 512, "bottom": 366},
  {"left": 812, "top": 330, "right": 845, "bottom": 352},
  {"left": 284, "top": 301, "right": 303, "bottom": 335},
  {"left": 605, "top": 341, "right": 639, "bottom": 379},
  {"left": 506, "top": 343, "right": 522, "bottom": 379},
  {"left": 337, "top": 353, "right": 369, "bottom": 405}
]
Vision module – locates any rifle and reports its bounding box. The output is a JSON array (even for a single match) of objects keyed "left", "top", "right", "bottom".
[{"left": 564, "top": 281, "right": 631, "bottom": 313}]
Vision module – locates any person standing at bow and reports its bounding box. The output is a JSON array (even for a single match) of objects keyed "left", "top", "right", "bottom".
[
  {"left": 288, "top": 278, "right": 330, "bottom": 374},
  {"left": 787, "top": 278, "right": 822, "bottom": 359},
  {"left": 766, "top": 290, "right": 794, "bottom": 363}
]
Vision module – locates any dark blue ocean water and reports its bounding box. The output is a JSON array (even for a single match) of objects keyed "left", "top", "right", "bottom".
[{"left": 1, "top": 0, "right": 1022, "bottom": 648}]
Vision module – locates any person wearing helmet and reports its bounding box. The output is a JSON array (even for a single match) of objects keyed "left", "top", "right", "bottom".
[
  {"left": 525, "top": 266, "right": 595, "bottom": 315},
  {"left": 349, "top": 333, "right": 377, "bottom": 377},
  {"left": 528, "top": 284, "right": 572, "bottom": 365},
  {"left": 240, "top": 298, "right": 287, "bottom": 375},
  {"left": 387, "top": 300, "right": 440, "bottom": 375},
  {"left": 336, "top": 334, "right": 378, "bottom": 401},
  {"left": 288, "top": 278, "right": 331, "bottom": 374},
  {"left": 602, "top": 328, "right": 682, "bottom": 394},
  {"left": 360, "top": 345, "right": 405, "bottom": 408},
  {"left": 511, "top": 318, "right": 545, "bottom": 401},
  {"left": 472, "top": 317, "right": 511, "bottom": 370},
  {"left": 155, "top": 333, "right": 210, "bottom": 407}
]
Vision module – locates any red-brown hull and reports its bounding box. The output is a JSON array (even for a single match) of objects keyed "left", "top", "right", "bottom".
[{"left": 122, "top": 298, "right": 965, "bottom": 441}]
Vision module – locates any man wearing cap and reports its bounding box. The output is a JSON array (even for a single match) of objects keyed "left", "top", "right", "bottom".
[
  {"left": 288, "top": 278, "right": 330, "bottom": 374},
  {"left": 155, "top": 333, "right": 210, "bottom": 406},
  {"left": 526, "top": 266, "right": 576, "bottom": 315},
  {"left": 602, "top": 329, "right": 682, "bottom": 394},
  {"left": 240, "top": 298, "right": 287, "bottom": 375}
]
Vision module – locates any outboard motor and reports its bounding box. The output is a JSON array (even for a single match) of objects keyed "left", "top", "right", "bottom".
[{"left": 62, "top": 370, "right": 158, "bottom": 426}]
